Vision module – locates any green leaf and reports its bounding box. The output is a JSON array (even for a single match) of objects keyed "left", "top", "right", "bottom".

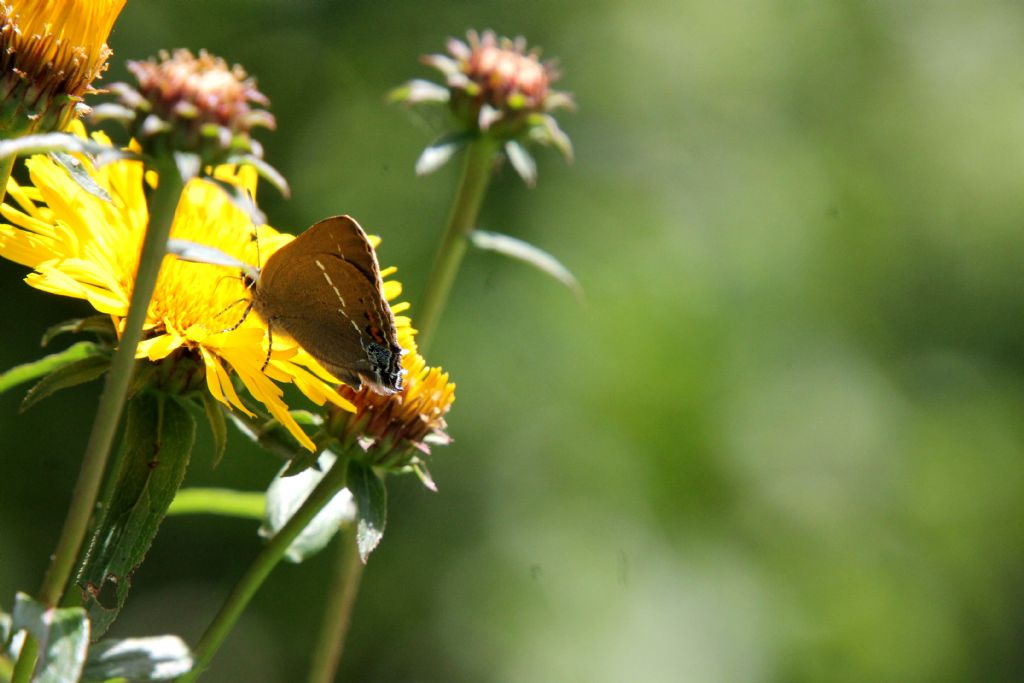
[
  {"left": 83, "top": 634, "right": 192, "bottom": 681},
  {"left": 172, "top": 151, "right": 201, "bottom": 183},
  {"left": 167, "top": 488, "right": 264, "bottom": 520},
  {"left": 11, "top": 593, "right": 89, "bottom": 683},
  {"left": 41, "top": 315, "right": 116, "bottom": 347},
  {"left": 88, "top": 102, "right": 135, "bottom": 125},
  {"left": 0, "top": 132, "right": 139, "bottom": 166},
  {"left": 201, "top": 392, "right": 228, "bottom": 468},
  {"left": 222, "top": 154, "right": 291, "bottom": 198},
  {"left": 125, "top": 360, "right": 158, "bottom": 400},
  {"left": 166, "top": 238, "right": 259, "bottom": 282},
  {"left": 415, "top": 133, "right": 470, "bottom": 176},
  {"left": 51, "top": 152, "right": 113, "bottom": 202},
  {"left": 76, "top": 394, "right": 196, "bottom": 638},
  {"left": 505, "top": 140, "right": 537, "bottom": 187},
  {"left": 0, "top": 341, "right": 102, "bottom": 396},
  {"left": 224, "top": 411, "right": 314, "bottom": 462},
  {"left": 347, "top": 460, "right": 387, "bottom": 563},
  {"left": 535, "top": 113, "right": 574, "bottom": 162},
  {"left": 389, "top": 78, "right": 451, "bottom": 105},
  {"left": 280, "top": 448, "right": 322, "bottom": 478},
  {"left": 470, "top": 230, "right": 584, "bottom": 302},
  {"left": 1, "top": 607, "right": 11, "bottom": 644},
  {"left": 19, "top": 348, "right": 110, "bottom": 411},
  {"left": 260, "top": 451, "right": 356, "bottom": 563},
  {"left": 202, "top": 177, "right": 268, "bottom": 227}
]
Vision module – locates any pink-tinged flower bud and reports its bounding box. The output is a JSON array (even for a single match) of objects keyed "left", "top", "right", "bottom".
[
  {"left": 106, "top": 49, "right": 276, "bottom": 168},
  {"left": 392, "top": 29, "right": 574, "bottom": 182}
]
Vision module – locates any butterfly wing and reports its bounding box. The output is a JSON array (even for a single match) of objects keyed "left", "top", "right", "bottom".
[{"left": 254, "top": 216, "right": 403, "bottom": 393}]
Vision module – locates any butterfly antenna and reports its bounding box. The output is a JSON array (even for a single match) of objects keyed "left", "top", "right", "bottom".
[{"left": 248, "top": 190, "right": 264, "bottom": 271}]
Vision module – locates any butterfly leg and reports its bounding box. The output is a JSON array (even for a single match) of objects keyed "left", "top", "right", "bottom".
[
  {"left": 261, "top": 317, "right": 275, "bottom": 372},
  {"left": 220, "top": 298, "right": 255, "bottom": 333}
]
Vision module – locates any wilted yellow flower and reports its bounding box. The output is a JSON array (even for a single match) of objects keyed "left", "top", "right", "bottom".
[
  {"left": 329, "top": 328, "right": 454, "bottom": 487},
  {"left": 0, "top": 0, "right": 125, "bottom": 136},
  {"left": 0, "top": 124, "right": 408, "bottom": 451}
]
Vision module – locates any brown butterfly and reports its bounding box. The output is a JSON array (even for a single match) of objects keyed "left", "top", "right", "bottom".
[{"left": 239, "top": 215, "right": 404, "bottom": 395}]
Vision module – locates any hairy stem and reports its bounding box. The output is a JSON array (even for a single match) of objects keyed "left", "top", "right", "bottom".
[
  {"left": 178, "top": 453, "right": 352, "bottom": 682},
  {"left": 415, "top": 135, "right": 499, "bottom": 353},
  {"left": 303, "top": 528, "right": 364, "bottom": 683},
  {"left": 11, "top": 158, "right": 184, "bottom": 683},
  {"left": 306, "top": 527, "right": 365, "bottom": 683}
]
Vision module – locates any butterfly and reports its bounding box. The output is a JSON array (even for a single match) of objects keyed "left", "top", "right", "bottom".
[{"left": 239, "top": 215, "right": 404, "bottom": 395}]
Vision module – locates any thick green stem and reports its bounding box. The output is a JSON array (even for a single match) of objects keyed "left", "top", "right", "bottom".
[
  {"left": 0, "top": 153, "right": 14, "bottom": 205},
  {"left": 306, "top": 527, "right": 365, "bottom": 683},
  {"left": 178, "top": 454, "right": 352, "bottom": 683},
  {"left": 415, "top": 135, "right": 499, "bottom": 353},
  {"left": 10, "top": 159, "right": 184, "bottom": 683}
]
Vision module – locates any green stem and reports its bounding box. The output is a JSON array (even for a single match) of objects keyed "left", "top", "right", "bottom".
[
  {"left": 178, "top": 453, "right": 353, "bottom": 683},
  {"left": 10, "top": 158, "right": 184, "bottom": 683},
  {"left": 0, "top": 152, "right": 15, "bottom": 205},
  {"left": 306, "top": 527, "right": 365, "bottom": 683},
  {"left": 415, "top": 135, "right": 499, "bottom": 354},
  {"left": 8, "top": 638, "right": 35, "bottom": 683}
]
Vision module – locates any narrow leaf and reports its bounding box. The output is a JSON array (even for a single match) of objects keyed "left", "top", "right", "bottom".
[
  {"left": 347, "top": 460, "right": 387, "bottom": 563},
  {"left": 388, "top": 79, "right": 450, "bottom": 105},
  {"left": 537, "top": 113, "right": 574, "bottom": 162},
  {"left": 222, "top": 155, "right": 291, "bottom": 198},
  {"left": 201, "top": 392, "right": 228, "bottom": 467},
  {"left": 415, "top": 133, "right": 469, "bottom": 176},
  {"left": 478, "top": 103, "right": 501, "bottom": 131},
  {"left": 505, "top": 140, "right": 537, "bottom": 187},
  {"left": 168, "top": 488, "right": 264, "bottom": 520},
  {"left": 1, "top": 608, "right": 11, "bottom": 644},
  {"left": 167, "top": 237, "right": 259, "bottom": 283},
  {"left": 225, "top": 411, "right": 311, "bottom": 462},
  {"left": 20, "top": 350, "right": 110, "bottom": 411},
  {"left": 76, "top": 395, "right": 196, "bottom": 638},
  {"left": 0, "top": 341, "right": 101, "bottom": 396},
  {"left": 51, "top": 152, "right": 113, "bottom": 202},
  {"left": 166, "top": 238, "right": 248, "bottom": 270},
  {"left": 260, "top": 451, "right": 356, "bottom": 563},
  {"left": 88, "top": 102, "right": 135, "bottom": 125},
  {"left": 126, "top": 359, "right": 158, "bottom": 400},
  {"left": 83, "top": 634, "right": 192, "bottom": 680},
  {"left": 172, "top": 151, "right": 201, "bottom": 183},
  {"left": 203, "top": 177, "right": 268, "bottom": 226},
  {"left": 280, "top": 447, "right": 323, "bottom": 478},
  {"left": 12, "top": 593, "right": 89, "bottom": 683},
  {"left": 0, "top": 132, "right": 139, "bottom": 164},
  {"left": 41, "top": 315, "right": 116, "bottom": 347},
  {"left": 470, "top": 230, "right": 584, "bottom": 302}
]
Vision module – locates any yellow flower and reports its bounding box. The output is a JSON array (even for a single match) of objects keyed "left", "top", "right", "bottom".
[
  {"left": 329, "top": 328, "right": 455, "bottom": 486},
  {"left": 0, "top": 0, "right": 126, "bottom": 136},
  {"left": 0, "top": 124, "right": 410, "bottom": 452}
]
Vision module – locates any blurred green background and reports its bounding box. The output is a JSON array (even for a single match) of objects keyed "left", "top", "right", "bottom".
[{"left": 4, "top": 1, "right": 1024, "bottom": 681}]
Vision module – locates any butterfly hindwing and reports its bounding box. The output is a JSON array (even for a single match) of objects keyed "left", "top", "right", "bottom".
[{"left": 252, "top": 215, "right": 403, "bottom": 393}]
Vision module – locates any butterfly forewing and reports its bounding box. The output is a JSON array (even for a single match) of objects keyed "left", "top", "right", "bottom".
[{"left": 252, "top": 215, "right": 403, "bottom": 393}]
